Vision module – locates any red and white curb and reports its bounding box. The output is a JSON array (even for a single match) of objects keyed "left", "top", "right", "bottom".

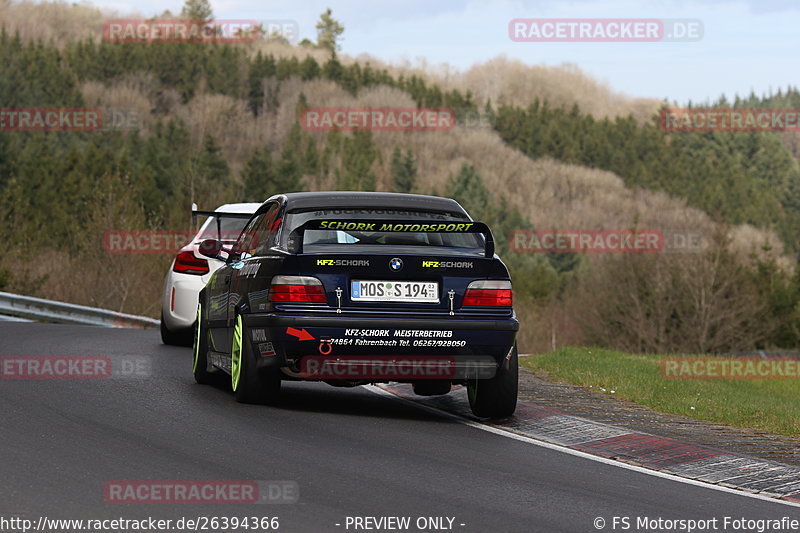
[{"left": 373, "top": 384, "right": 800, "bottom": 506}]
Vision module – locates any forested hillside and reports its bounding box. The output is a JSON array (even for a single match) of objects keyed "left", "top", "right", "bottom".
[{"left": 0, "top": 0, "right": 798, "bottom": 353}]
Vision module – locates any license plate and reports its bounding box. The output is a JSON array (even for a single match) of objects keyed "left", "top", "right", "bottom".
[{"left": 351, "top": 280, "right": 438, "bottom": 303}]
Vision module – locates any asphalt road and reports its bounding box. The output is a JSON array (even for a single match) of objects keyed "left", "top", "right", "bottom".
[{"left": 1, "top": 323, "right": 798, "bottom": 533}]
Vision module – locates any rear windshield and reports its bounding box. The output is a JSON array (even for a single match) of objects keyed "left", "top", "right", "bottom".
[
  {"left": 196, "top": 215, "right": 252, "bottom": 243},
  {"left": 283, "top": 209, "right": 483, "bottom": 252}
]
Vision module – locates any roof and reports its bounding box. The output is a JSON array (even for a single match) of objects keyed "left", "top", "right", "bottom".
[
  {"left": 213, "top": 202, "right": 262, "bottom": 214},
  {"left": 270, "top": 192, "right": 468, "bottom": 216}
]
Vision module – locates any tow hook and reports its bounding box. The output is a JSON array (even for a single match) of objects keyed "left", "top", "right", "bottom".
[
  {"left": 318, "top": 338, "right": 333, "bottom": 355},
  {"left": 335, "top": 287, "right": 343, "bottom": 313},
  {"left": 448, "top": 289, "right": 455, "bottom": 316}
]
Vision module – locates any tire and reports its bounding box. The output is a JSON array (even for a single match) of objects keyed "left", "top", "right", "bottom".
[
  {"left": 467, "top": 344, "right": 518, "bottom": 419},
  {"left": 231, "top": 314, "right": 281, "bottom": 405},
  {"left": 192, "top": 303, "right": 214, "bottom": 385},
  {"left": 161, "top": 312, "right": 192, "bottom": 346},
  {"left": 412, "top": 380, "right": 452, "bottom": 396}
]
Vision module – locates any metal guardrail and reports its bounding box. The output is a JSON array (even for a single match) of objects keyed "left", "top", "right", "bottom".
[
  {"left": 0, "top": 291, "right": 159, "bottom": 329},
  {"left": 0, "top": 313, "right": 33, "bottom": 323}
]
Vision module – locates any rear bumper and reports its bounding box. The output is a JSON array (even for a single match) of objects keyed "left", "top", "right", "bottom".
[
  {"left": 247, "top": 314, "right": 518, "bottom": 331},
  {"left": 242, "top": 312, "right": 519, "bottom": 374},
  {"left": 161, "top": 270, "right": 212, "bottom": 330}
]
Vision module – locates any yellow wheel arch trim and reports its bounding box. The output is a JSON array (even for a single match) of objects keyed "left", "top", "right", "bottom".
[
  {"left": 231, "top": 315, "right": 243, "bottom": 391},
  {"left": 468, "top": 378, "right": 478, "bottom": 404}
]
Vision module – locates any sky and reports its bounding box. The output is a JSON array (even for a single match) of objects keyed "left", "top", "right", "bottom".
[{"left": 83, "top": 0, "right": 800, "bottom": 104}]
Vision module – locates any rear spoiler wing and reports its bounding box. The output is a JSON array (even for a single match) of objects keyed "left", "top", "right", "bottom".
[
  {"left": 292, "top": 219, "right": 495, "bottom": 258},
  {"left": 192, "top": 204, "right": 254, "bottom": 242}
]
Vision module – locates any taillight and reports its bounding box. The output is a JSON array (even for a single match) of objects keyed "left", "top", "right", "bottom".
[
  {"left": 173, "top": 251, "right": 209, "bottom": 275},
  {"left": 462, "top": 280, "right": 513, "bottom": 307},
  {"left": 270, "top": 275, "right": 326, "bottom": 303}
]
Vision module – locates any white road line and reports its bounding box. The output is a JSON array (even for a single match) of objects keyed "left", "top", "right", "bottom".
[{"left": 365, "top": 385, "right": 800, "bottom": 509}]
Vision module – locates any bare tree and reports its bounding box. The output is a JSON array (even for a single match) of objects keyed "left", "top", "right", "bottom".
[{"left": 568, "top": 229, "right": 773, "bottom": 353}]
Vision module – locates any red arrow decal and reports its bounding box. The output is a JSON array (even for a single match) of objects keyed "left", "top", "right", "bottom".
[{"left": 286, "top": 327, "right": 315, "bottom": 341}]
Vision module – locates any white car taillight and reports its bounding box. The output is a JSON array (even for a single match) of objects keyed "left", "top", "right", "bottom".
[{"left": 173, "top": 251, "right": 210, "bottom": 275}]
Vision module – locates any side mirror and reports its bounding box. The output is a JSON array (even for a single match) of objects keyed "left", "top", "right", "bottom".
[{"left": 198, "top": 239, "right": 224, "bottom": 259}]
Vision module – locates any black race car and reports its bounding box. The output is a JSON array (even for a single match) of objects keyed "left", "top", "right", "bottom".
[{"left": 193, "top": 192, "right": 519, "bottom": 418}]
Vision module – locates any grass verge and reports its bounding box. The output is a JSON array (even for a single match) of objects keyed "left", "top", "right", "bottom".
[{"left": 521, "top": 347, "right": 800, "bottom": 437}]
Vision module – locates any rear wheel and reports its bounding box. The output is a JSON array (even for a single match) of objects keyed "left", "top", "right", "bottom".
[
  {"left": 467, "top": 344, "right": 518, "bottom": 419},
  {"left": 160, "top": 312, "right": 192, "bottom": 346},
  {"left": 231, "top": 314, "right": 281, "bottom": 404},
  {"left": 192, "top": 304, "right": 214, "bottom": 385}
]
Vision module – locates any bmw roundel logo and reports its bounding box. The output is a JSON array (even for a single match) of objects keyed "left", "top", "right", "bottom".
[{"left": 389, "top": 257, "right": 403, "bottom": 271}]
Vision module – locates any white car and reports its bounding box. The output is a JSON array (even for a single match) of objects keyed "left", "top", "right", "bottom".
[{"left": 160, "top": 203, "right": 261, "bottom": 345}]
